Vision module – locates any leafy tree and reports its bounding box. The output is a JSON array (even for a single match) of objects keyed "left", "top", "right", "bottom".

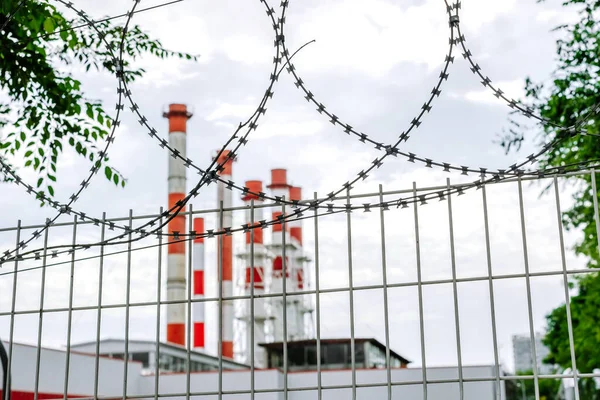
[
  {"left": 0, "top": 0, "right": 197, "bottom": 201},
  {"left": 500, "top": 0, "right": 600, "bottom": 377},
  {"left": 514, "top": 370, "right": 561, "bottom": 400}
]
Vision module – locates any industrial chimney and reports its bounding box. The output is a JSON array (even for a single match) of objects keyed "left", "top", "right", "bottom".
[
  {"left": 163, "top": 104, "right": 193, "bottom": 346},
  {"left": 193, "top": 217, "right": 205, "bottom": 349},
  {"left": 214, "top": 150, "right": 236, "bottom": 359}
]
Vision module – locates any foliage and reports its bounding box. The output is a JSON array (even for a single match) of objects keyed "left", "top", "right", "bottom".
[
  {"left": 543, "top": 273, "right": 600, "bottom": 373},
  {"left": 515, "top": 370, "right": 561, "bottom": 400},
  {"left": 0, "top": 0, "right": 197, "bottom": 202},
  {"left": 510, "top": 370, "right": 599, "bottom": 400},
  {"left": 499, "top": 0, "right": 600, "bottom": 376}
]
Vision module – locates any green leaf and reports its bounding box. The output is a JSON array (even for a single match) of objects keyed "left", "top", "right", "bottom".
[
  {"left": 15, "top": 141, "right": 20, "bottom": 150},
  {"left": 104, "top": 166, "right": 112, "bottom": 180},
  {"left": 24, "top": 150, "right": 33, "bottom": 157},
  {"left": 38, "top": 148, "right": 44, "bottom": 157},
  {"left": 20, "top": 132, "right": 25, "bottom": 141},
  {"left": 48, "top": 185, "right": 54, "bottom": 196},
  {"left": 36, "top": 177, "right": 43, "bottom": 187},
  {"left": 43, "top": 17, "right": 55, "bottom": 33},
  {"left": 113, "top": 174, "right": 119, "bottom": 185}
]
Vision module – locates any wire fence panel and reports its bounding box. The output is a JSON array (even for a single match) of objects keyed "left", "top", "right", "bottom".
[{"left": 1, "top": 172, "right": 598, "bottom": 400}]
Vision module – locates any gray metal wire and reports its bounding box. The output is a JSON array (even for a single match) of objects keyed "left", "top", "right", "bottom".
[{"left": 0, "top": 174, "right": 598, "bottom": 399}]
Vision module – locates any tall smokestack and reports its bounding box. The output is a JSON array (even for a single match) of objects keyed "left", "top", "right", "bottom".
[
  {"left": 240, "top": 180, "right": 268, "bottom": 367},
  {"left": 193, "top": 218, "right": 205, "bottom": 349},
  {"left": 163, "top": 103, "right": 192, "bottom": 346},
  {"left": 215, "top": 150, "right": 235, "bottom": 359}
]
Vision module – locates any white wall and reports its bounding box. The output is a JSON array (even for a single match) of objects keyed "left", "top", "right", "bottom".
[
  {"left": 1, "top": 341, "right": 142, "bottom": 397},
  {"left": 141, "top": 365, "right": 505, "bottom": 400},
  {"left": 138, "top": 369, "right": 283, "bottom": 400},
  {"left": 2, "top": 341, "right": 505, "bottom": 399}
]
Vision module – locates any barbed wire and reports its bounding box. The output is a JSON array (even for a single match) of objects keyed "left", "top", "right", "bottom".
[
  {"left": 5, "top": 158, "right": 600, "bottom": 264},
  {"left": 1, "top": 161, "right": 599, "bottom": 277},
  {"left": 1, "top": 0, "right": 599, "bottom": 265}
]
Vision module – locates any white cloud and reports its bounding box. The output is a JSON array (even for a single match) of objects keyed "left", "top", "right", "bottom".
[
  {"left": 450, "top": 79, "right": 526, "bottom": 106},
  {"left": 206, "top": 102, "right": 258, "bottom": 122}
]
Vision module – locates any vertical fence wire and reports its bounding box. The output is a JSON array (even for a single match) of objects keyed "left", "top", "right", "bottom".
[
  {"left": 517, "top": 177, "right": 541, "bottom": 400},
  {"left": 122, "top": 210, "right": 133, "bottom": 400},
  {"left": 313, "top": 192, "right": 323, "bottom": 400},
  {"left": 345, "top": 188, "right": 357, "bottom": 400},
  {"left": 446, "top": 179, "right": 464, "bottom": 399},
  {"left": 413, "top": 182, "right": 428, "bottom": 400},
  {"left": 591, "top": 170, "right": 600, "bottom": 257},
  {"left": 553, "top": 176, "right": 580, "bottom": 400},
  {"left": 186, "top": 205, "right": 193, "bottom": 400},
  {"left": 93, "top": 213, "right": 107, "bottom": 400},
  {"left": 378, "top": 185, "right": 392, "bottom": 399},
  {"left": 6, "top": 220, "right": 20, "bottom": 400},
  {"left": 63, "top": 216, "right": 78, "bottom": 399},
  {"left": 281, "top": 199, "right": 289, "bottom": 400},
  {"left": 154, "top": 208, "right": 164, "bottom": 400},
  {"left": 481, "top": 186, "right": 502, "bottom": 400},
  {"left": 33, "top": 226, "right": 50, "bottom": 400},
  {"left": 249, "top": 200, "right": 256, "bottom": 400},
  {"left": 218, "top": 201, "right": 224, "bottom": 400}
]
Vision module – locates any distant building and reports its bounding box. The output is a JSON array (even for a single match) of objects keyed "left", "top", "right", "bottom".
[
  {"left": 260, "top": 338, "right": 411, "bottom": 371},
  {"left": 512, "top": 333, "right": 553, "bottom": 374}
]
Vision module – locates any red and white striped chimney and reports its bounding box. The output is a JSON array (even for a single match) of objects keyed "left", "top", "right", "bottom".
[
  {"left": 289, "top": 186, "right": 306, "bottom": 339},
  {"left": 241, "top": 180, "right": 268, "bottom": 367},
  {"left": 163, "top": 104, "right": 192, "bottom": 346},
  {"left": 289, "top": 186, "right": 304, "bottom": 291},
  {"left": 193, "top": 217, "right": 205, "bottom": 349},
  {"left": 215, "top": 150, "right": 235, "bottom": 359}
]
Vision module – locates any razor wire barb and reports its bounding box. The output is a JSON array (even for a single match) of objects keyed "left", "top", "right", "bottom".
[{"left": 1, "top": 0, "right": 600, "bottom": 266}]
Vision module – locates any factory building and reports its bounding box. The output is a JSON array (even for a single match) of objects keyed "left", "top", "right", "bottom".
[{"left": 2, "top": 339, "right": 505, "bottom": 400}]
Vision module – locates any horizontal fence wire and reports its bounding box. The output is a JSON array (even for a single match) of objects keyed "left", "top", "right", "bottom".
[{"left": 0, "top": 172, "right": 598, "bottom": 400}]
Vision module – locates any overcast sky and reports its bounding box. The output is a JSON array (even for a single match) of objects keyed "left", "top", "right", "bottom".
[{"left": 0, "top": 0, "right": 592, "bottom": 377}]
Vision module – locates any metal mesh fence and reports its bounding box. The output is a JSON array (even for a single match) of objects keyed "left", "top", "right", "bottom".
[{"left": 1, "top": 170, "right": 599, "bottom": 399}]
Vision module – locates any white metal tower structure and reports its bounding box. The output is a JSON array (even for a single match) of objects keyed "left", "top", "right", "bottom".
[
  {"left": 267, "top": 169, "right": 304, "bottom": 342},
  {"left": 235, "top": 180, "right": 269, "bottom": 367},
  {"left": 289, "top": 186, "right": 314, "bottom": 339}
]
